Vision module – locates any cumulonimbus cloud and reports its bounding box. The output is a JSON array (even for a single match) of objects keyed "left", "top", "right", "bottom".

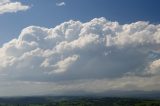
[
  {"left": 0, "top": 0, "right": 30, "bottom": 14},
  {"left": 0, "top": 17, "right": 160, "bottom": 96}
]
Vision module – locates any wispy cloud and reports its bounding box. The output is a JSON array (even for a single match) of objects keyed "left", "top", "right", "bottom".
[
  {"left": 0, "top": 0, "right": 30, "bottom": 15},
  {"left": 56, "top": 2, "right": 66, "bottom": 6}
]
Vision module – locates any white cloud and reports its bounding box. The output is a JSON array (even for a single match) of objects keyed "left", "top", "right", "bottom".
[
  {"left": 56, "top": 2, "right": 66, "bottom": 6},
  {"left": 0, "top": 17, "right": 160, "bottom": 96},
  {"left": 148, "top": 59, "right": 160, "bottom": 74},
  {"left": 0, "top": 0, "right": 10, "bottom": 5},
  {"left": 0, "top": 0, "right": 30, "bottom": 14},
  {"left": 41, "top": 55, "right": 79, "bottom": 74}
]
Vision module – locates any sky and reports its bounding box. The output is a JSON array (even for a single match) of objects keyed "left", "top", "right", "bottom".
[
  {"left": 0, "top": 0, "right": 160, "bottom": 96},
  {"left": 1, "top": 0, "right": 160, "bottom": 46}
]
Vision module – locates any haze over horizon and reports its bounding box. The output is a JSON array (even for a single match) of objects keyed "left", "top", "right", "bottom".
[{"left": 0, "top": 0, "right": 160, "bottom": 97}]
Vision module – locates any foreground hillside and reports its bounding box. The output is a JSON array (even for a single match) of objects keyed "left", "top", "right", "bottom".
[{"left": 0, "top": 97, "right": 160, "bottom": 106}]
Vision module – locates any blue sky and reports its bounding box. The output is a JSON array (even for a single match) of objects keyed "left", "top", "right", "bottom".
[{"left": 0, "top": 0, "right": 160, "bottom": 46}]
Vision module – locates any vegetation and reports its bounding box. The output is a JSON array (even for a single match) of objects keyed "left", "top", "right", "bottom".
[{"left": 0, "top": 97, "right": 160, "bottom": 106}]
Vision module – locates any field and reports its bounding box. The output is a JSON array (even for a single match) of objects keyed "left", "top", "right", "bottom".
[{"left": 0, "top": 97, "right": 160, "bottom": 106}]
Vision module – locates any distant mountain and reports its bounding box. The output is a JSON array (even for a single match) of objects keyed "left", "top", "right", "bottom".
[{"left": 44, "top": 90, "right": 160, "bottom": 99}]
